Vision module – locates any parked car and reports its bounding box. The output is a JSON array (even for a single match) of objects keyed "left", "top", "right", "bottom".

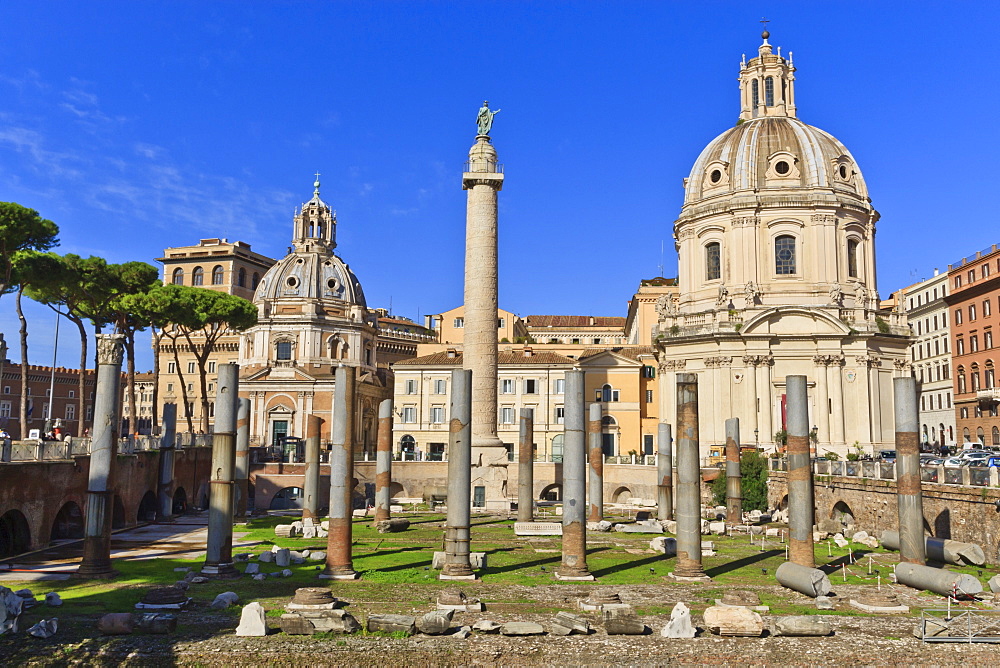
[
  {"left": 925, "top": 457, "right": 946, "bottom": 466},
  {"left": 876, "top": 450, "right": 896, "bottom": 463},
  {"left": 941, "top": 457, "right": 966, "bottom": 468},
  {"left": 969, "top": 456, "right": 1000, "bottom": 468}
]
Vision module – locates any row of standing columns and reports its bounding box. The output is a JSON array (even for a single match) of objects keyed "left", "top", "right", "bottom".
[{"left": 74, "top": 358, "right": 925, "bottom": 587}]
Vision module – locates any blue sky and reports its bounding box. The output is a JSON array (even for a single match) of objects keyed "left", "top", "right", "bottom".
[{"left": 2, "top": 2, "right": 1000, "bottom": 370}]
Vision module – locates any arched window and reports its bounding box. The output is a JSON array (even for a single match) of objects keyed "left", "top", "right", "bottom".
[
  {"left": 211, "top": 265, "right": 224, "bottom": 285},
  {"left": 993, "top": 426, "right": 1000, "bottom": 446},
  {"left": 601, "top": 384, "right": 612, "bottom": 403},
  {"left": 752, "top": 79, "right": 759, "bottom": 108},
  {"left": 957, "top": 367, "right": 966, "bottom": 394},
  {"left": 237, "top": 267, "right": 246, "bottom": 287},
  {"left": 774, "top": 235, "right": 796, "bottom": 275},
  {"left": 764, "top": 77, "right": 774, "bottom": 106},
  {"left": 601, "top": 415, "right": 617, "bottom": 426},
  {"left": 400, "top": 435, "right": 415, "bottom": 453},
  {"left": 191, "top": 266, "right": 204, "bottom": 286},
  {"left": 705, "top": 242, "right": 721, "bottom": 281},
  {"left": 977, "top": 427, "right": 985, "bottom": 445},
  {"left": 847, "top": 239, "right": 859, "bottom": 278},
  {"left": 171, "top": 268, "right": 184, "bottom": 285},
  {"left": 252, "top": 272, "right": 261, "bottom": 289}
]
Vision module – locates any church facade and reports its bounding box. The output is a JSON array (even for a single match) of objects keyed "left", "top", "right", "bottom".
[
  {"left": 653, "top": 32, "right": 911, "bottom": 456},
  {"left": 238, "top": 178, "right": 391, "bottom": 454}
]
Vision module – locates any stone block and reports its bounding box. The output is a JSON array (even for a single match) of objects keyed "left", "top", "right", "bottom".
[
  {"left": 44, "top": 592, "right": 62, "bottom": 607},
  {"left": 472, "top": 619, "right": 502, "bottom": 633},
  {"left": 375, "top": 519, "right": 411, "bottom": 534},
  {"left": 453, "top": 625, "right": 471, "bottom": 639},
  {"left": 367, "top": 614, "right": 416, "bottom": 636},
  {"left": 416, "top": 609, "right": 453, "bottom": 635},
  {"left": 650, "top": 536, "right": 677, "bottom": 556},
  {"left": 235, "top": 602, "right": 267, "bottom": 636},
  {"left": 708, "top": 521, "right": 726, "bottom": 535},
  {"left": 514, "top": 522, "right": 562, "bottom": 536},
  {"left": 549, "top": 611, "right": 590, "bottom": 636},
  {"left": 135, "top": 613, "right": 177, "bottom": 634},
  {"left": 210, "top": 592, "right": 239, "bottom": 610},
  {"left": 275, "top": 548, "right": 291, "bottom": 567},
  {"left": 702, "top": 605, "right": 764, "bottom": 637},
  {"left": 772, "top": 616, "right": 832, "bottom": 636},
  {"left": 98, "top": 613, "right": 135, "bottom": 635},
  {"left": 814, "top": 596, "right": 835, "bottom": 610},
  {"left": 661, "top": 520, "right": 678, "bottom": 534},
  {"left": 660, "top": 602, "right": 695, "bottom": 638},
  {"left": 500, "top": 621, "right": 545, "bottom": 636},
  {"left": 245, "top": 563, "right": 260, "bottom": 575}
]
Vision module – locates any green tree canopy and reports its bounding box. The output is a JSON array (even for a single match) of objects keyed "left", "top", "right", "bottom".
[
  {"left": 0, "top": 203, "right": 58, "bottom": 299},
  {"left": 710, "top": 450, "right": 770, "bottom": 512}
]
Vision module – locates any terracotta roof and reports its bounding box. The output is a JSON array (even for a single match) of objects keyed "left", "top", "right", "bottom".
[
  {"left": 578, "top": 346, "right": 656, "bottom": 362},
  {"left": 395, "top": 350, "right": 576, "bottom": 366},
  {"left": 523, "top": 315, "right": 626, "bottom": 328}
]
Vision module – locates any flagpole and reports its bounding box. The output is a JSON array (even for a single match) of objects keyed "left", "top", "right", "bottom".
[{"left": 45, "top": 307, "right": 60, "bottom": 433}]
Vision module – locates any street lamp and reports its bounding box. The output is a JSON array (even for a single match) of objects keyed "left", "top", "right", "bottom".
[{"left": 753, "top": 427, "right": 759, "bottom": 448}]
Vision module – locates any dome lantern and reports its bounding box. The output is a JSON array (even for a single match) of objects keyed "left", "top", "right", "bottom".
[{"left": 739, "top": 29, "right": 796, "bottom": 120}]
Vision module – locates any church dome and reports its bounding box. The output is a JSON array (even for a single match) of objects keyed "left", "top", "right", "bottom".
[
  {"left": 684, "top": 116, "right": 869, "bottom": 205},
  {"left": 253, "top": 176, "right": 367, "bottom": 308},
  {"left": 253, "top": 250, "right": 366, "bottom": 307}
]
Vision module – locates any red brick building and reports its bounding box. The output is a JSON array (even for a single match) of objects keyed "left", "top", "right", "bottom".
[
  {"left": 0, "top": 359, "right": 98, "bottom": 440},
  {"left": 947, "top": 243, "right": 1000, "bottom": 447}
]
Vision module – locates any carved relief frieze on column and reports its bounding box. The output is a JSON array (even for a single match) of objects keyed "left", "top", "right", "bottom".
[
  {"left": 704, "top": 356, "right": 733, "bottom": 368},
  {"left": 660, "top": 359, "right": 687, "bottom": 371},
  {"left": 813, "top": 354, "right": 845, "bottom": 367},
  {"left": 742, "top": 353, "right": 774, "bottom": 367}
]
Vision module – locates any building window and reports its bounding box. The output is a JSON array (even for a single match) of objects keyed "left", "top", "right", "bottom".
[
  {"left": 167, "top": 362, "right": 176, "bottom": 374},
  {"left": 212, "top": 265, "right": 224, "bottom": 285},
  {"left": 171, "top": 268, "right": 184, "bottom": 285},
  {"left": 433, "top": 379, "right": 446, "bottom": 394},
  {"left": 986, "top": 331, "right": 994, "bottom": 349},
  {"left": 208, "top": 361, "right": 216, "bottom": 373},
  {"left": 65, "top": 404, "right": 76, "bottom": 420},
  {"left": 68, "top": 390, "right": 75, "bottom": 398},
  {"left": 955, "top": 309, "right": 963, "bottom": 325},
  {"left": 985, "top": 300, "right": 992, "bottom": 317},
  {"left": 752, "top": 79, "right": 759, "bottom": 108},
  {"left": 187, "top": 362, "right": 196, "bottom": 374},
  {"left": 430, "top": 406, "right": 444, "bottom": 424},
  {"left": 969, "top": 269, "right": 976, "bottom": 283},
  {"left": 501, "top": 379, "right": 514, "bottom": 394},
  {"left": 524, "top": 379, "right": 537, "bottom": 394},
  {"left": 555, "top": 406, "right": 565, "bottom": 425},
  {"left": 986, "top": 367, "right": 995, "bottom": 389},
  {"left": 500, "top": 407, "right": 515, "bottom": 424},
  {"left": 642, "top": 365, "right": 656, "bottom": 378},
  {"left": 993, "top": 426, "right": 1000, "bottom": 446},
  {"left": 454, "top": 318, "right": 464, "bottom": 328},
  {"left": 404, "top": 379, "right": 417, "bottom": 395},
  {"left": 167, "top": 383, "right": 174, "bottom": 393},
  {"left": 971, "top": 336, "right": 979, "bottom": 353},
  {"left": 958, "top": 370, "right": 966, "bottom": 393},
  {"left": 497, "top": 318, "right": 505, "bottom": 328},
  {"left": 985, "top": 264, "right": 992, "bottom": 279},
  {"left": 276, "top": 341, "right": 293, "bottom": 361},
  {"left": 961, "top": 407, "right": 969, "bottom": 419},
  {"left": 970, "top": 304, "right": 977, "bottom": 321},
  {"left": 0, "top": 401, "right": 10, "bottom": 418},
  {"left": 764, "top": 76, "right": 774, "bottom": 106},
  {"left": 957, "top": 339, "right": 965, "bottom": 355},
  {"left": 645, "top": 390, "right": 654, "bottom": 403},
  {"left": 706, "top": 242, "right": 721, "bottom": 281},
  {"left": 238, "top": 267, "right": 246, "bottom": 288},
  {"left": 192, "top": 266, "right": 204, "bottom": 286},
  {"left": 847, "top": 239, "right": 859, "bottom": 278},
  {"left": 555, "top": 378, "right": 565, "bottom": 395},
  {"left": 252, "top": 272, "right": 260, "bottom": 289},
  {"left": 972, "top": 372, "right": 981, "bottom": 391},
  {"left": 401, "top": 406, "right": 415, "bottom": 423},
  {"left": 774, "top": 235, "right": 796, "bottom": 275}
]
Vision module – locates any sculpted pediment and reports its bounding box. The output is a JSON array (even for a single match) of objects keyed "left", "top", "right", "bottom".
[{"left": 740, "top": 307, "right": 851, "bottom": 337}]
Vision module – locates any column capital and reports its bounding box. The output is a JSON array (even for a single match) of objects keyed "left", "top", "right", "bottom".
[{"left": 96, "top": 334, "right": 125, "bottom": 366}]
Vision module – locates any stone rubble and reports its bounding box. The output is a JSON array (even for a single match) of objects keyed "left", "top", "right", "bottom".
[
  {"left": 210, "top": 592, "right": 240, "bottom": 610},
  {"left": 235, "top": 602, "right": 268, "bottom": 636},
  {"left": 550, "top": 611, "right": 591, "bottom": 636},
  {"left": 660, "top": 602, "right": 696, "bottom": 638},
  {"left": 602, "top": 605, "right": 646, "bottom": 635},
  {"left": 702, "top": 605, "right": 764, "bottom": 637},
  {"left": 500, "top": 621, "right": 545, "bottom": 636},
  {"left": 98, "top": 613, "right": 135, "bottom": 635},
  {"left": 772, "top": 616, "right": 833, "bottom": 637},
  {"left": 367, "top": 613, "right": 416, "bottom": 636},
  {"left": 472, "top": 619, "right": 502, "bottom": 633},
  {"left": 416, "top": 609, "right": 454, "bottom": 635},
  {"left": 44, "top": 592, "right": 61, "bottom": 607}
]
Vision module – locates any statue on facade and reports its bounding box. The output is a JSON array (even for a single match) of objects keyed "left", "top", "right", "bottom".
[
  {"left": 829, "top": 283, "right": 844, "bottom": 306},
  {"left": 716, "top": 285, "right": 729, "bottom": 307},
  {"left": 744, "top": 281, "right": 761, "bottom": 308},
  {"left": 477, "top": 101, "right": 501, "bottom": 136},
  {"left": 655, "top": 293, "right": 677, "bottom": 320},
  {"left": 854, "top": 282, "right": 867, "bottom": 307}
]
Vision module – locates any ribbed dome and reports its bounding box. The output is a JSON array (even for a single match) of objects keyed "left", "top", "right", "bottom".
[
  {"left": 684, "top": 116, "right": 868, "bottom": 205},
  {"left": 253, "top": 250, "right": 366, "bottom": 308}
]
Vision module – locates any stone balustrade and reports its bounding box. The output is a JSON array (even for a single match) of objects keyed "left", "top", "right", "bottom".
[{"left": 770, "top": 456, "right": 1000, "bottom": 488}]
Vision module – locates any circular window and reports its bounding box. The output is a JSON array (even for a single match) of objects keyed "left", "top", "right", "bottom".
[
  {"left": 296, "top": 258, "right": 304, "bottom": 264},
  {"left": 839, "top": 165, "right": 848, "bottom": 179},
  {"left": 286, "top": 276, "right": 298, "bottom": 287},
  {"left": 710, "top": 169, "right": 722, "bottom": 184},
  {"left": 327, "top": 278, "right": 340, "bottom": 290},
  {"left": 774, "top": 160, "right": 790, "bottom": 175}
]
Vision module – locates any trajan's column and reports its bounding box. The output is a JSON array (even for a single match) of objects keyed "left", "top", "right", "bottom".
[{"left": 463, "top": 101, "right": 508, "bottom": 509}]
